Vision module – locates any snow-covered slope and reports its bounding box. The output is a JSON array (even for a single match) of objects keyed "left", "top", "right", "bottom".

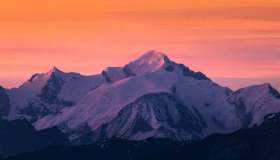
[
  {"left": 4, "top": 51, "right": 280, "bottom": 143},
  {"left": 229, "top": 83, "right": 280, "bottom": 127},
  {"left": 36, "top": 70, "right": 241, "bottom": 142},
  {"left": 7, "top": 67, "right": 107, "bottom": 121}
]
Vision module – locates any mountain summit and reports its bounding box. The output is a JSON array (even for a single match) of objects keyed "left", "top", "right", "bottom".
[
  {"left": 126, "top": 50, "right": 209, "bottom": 80},
  {"left": 101, "top": 50, "right": 209, "bottom": 84},
  {"left": 127, "top": 50, "right": 170, "bottom": 75}
]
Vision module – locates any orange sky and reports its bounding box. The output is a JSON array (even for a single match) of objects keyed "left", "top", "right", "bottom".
[{"left": 0, "top": 0, "right": 280, "bottom": 89}]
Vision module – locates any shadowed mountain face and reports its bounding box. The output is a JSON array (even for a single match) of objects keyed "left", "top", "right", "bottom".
[
  {"left": 0, "top": 119, "right": 69, "bottom": 157},
  {"left": 0, "top": 87, "right": 10, "bottom": 117},
  {"left": 88, "top": 93, "right": 207, "bottom": 142},
  {"left": 5, "top": 112, "right": 280, "bottom": 160}
]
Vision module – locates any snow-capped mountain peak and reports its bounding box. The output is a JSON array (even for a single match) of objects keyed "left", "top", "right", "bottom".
[
  {"left": 26, "top": 67, "right": 64, "bottom": 86},
  {"left": 127, "top": 50, "right": 170, "bottom": 75},
  {"left": 235, "top": 83, "right": 280, "bottom": 99},
  {"left": 124, "top": 50, "right": 209, "bottom": 81},
  {"left": 47, "top": 66, "right": 64, "bottom": 75},
  {"left": 132, "top": 50, "right": 169, "bottom": 66},
  {"left": 7, "top": 66, "right": 107, "bottom": 121},
  {"left": 100, "top": 50, "right": 209, "bottom": 84},
  {"left": 100, "top": 51, "right": 171, "bottom": 83},
  {"left": 230, "top": 83, "right": 280, "bottom": 127}
]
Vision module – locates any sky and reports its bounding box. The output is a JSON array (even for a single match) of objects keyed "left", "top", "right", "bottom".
[{"left": 0, "top": 0, "right": 280, "bottom": 90}]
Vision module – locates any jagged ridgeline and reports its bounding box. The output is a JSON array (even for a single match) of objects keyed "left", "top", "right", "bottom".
[{"left": 1, "top": 51, "right": 280, "bottom": 146}]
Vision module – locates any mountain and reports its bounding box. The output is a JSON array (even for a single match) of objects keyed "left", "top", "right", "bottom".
[
  {"left": 0, "top": 119, "right": 69, "bottom": 157},
  {"left": 4, "top": 50, "right": 280, "bottom": 143},
  {"left": 6, "top": 112, "right": 280, "bottom": 160},
  {"left": 33, "top": 51, "right": 241, "bottom": 142},
  {"left": 0, "top": 86, "right": 10, "bottom": 117},
  {"left": 6, "top": 67, "right": 107, "bottom": 121},
  {"left": 229, "top": 83, "right": 280, "bottom": 127},
  {"left": 88, "top": 93, "right": 207, "bottom": 141},
  {"left": 102, "top": 51, "right": 209, "bottom": 82}
]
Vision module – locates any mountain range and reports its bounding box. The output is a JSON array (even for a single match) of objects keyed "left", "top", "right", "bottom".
[{"left": 1, "top": 51, "right": 280, "bottom": 157}]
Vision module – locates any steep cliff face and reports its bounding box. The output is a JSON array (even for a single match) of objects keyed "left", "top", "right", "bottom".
[{"left": 90, "top": 93, "right": 207, "bottom": 141}]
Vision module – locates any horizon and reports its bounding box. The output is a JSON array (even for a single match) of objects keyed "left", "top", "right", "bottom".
[
  {"left": 1, "top": 50, "right": 280, "bottom": 91},
  {"left": 1, "top": 0, "right": 280, "bottom": 90}
]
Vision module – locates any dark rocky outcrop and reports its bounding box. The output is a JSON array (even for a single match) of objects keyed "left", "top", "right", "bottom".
[
  {"left": 0, "top": 87, "right": 10, "bottom": 117},
  {"left": 0, "top": 119, "right": 69, "bottom": 157}
]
